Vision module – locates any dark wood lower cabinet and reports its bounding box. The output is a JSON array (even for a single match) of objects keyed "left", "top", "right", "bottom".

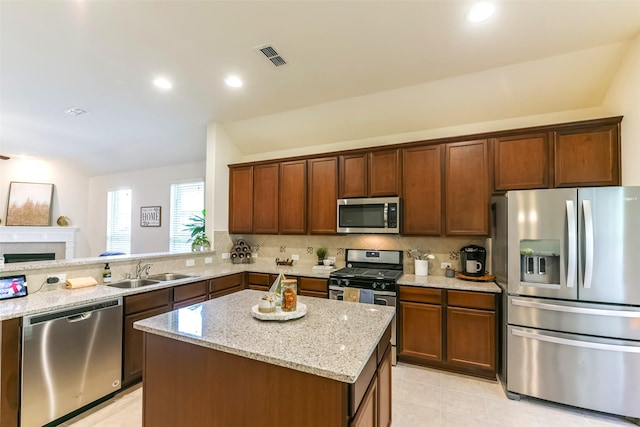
[
  {"left": 142, "top": 322, "right": 392, "bottom": 427},
  {"left": 123, "top": 289, "right": 172, "bottom": 387},
  {"left": 399, "top": 286, "right": 497, "bottom": 379},
  {"left": 0, "top": 318, "right": 20, "bottom": 427}
]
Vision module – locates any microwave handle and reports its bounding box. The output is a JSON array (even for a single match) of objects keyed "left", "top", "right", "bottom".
[{"left": 383, "top": 203, "right": 388, "bottom": 228}]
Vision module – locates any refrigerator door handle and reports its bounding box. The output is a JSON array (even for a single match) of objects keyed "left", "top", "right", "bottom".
[
  {"left": 583, "top": 199, "right": 594, "bottom": 289},
  {"left": 566, "top": 200, "right": 577, "bottom": 288},
  {"left": 511, "top": 329, "right": 640, "bottom": 353},
  {"left": 511, "top": 298, "right": 640, "bottom": 318}
]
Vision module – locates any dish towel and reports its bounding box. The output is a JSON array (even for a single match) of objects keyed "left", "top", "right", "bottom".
[
  {"left": 359, "top": 289, "right": 374, "bottom": 304},
  {"left": 66, "top": 277, "right": 98, "bottom": 289},
  {"left": 343, "top": 287, "right": 360, "bottom": 302}
]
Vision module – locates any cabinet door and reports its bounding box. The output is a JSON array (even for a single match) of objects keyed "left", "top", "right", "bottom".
[
  {"left": 308, "top": 157, "right": 338, "bottom": 235},
  {"left": 209, "top": 273, "right": 244, "bottom": 294},
  {"left": 229, "top": 166, "right": 253, "bottom": 234},
  {"left": 399, "top": 301, "right": 442, "bottom": 362},
  {"left": 350, "top": 374, "right": 378, "bottom": 427},
  {"left": 554, "top": 123, "right": 620, "bottom": 187},
  {"left": 402, "top": 145, "right": 442, "bottom": 235},
  {"left": 445, "top": 139, "right": 489, "bottom": 236},
  {"left": 447, "top": 307, "right": 495, "bottom": 372},
  {"left": 279, "top": 160, "right": 307, "bottom": 234},
  {"left": 247, "top": 272, "right": 271, "bottom": 291},
  {"left": 369, "top": 149, "right": 400, "bottom": 197},
  {"left": 378, "top": 346, "right": 392, "bottom": 427},
  {"left": 173, "top": 280, "right": 207, "bottom": 304},
  {"left": 253, "top": 163, "right": 279, "bottom": 234},
  {"left": 123, "top": 305, "right": 171, "bottom": 386},
  {"left": 492, "top": 133, "right": 550, "bottom": 192},
  {"left": 339, "top": 153, "right": 368, "bottom": 198}
]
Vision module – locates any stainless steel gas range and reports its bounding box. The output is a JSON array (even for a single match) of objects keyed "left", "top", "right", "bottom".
[{"left": 329, "top": 249, "right": 402, "bottom": 365}]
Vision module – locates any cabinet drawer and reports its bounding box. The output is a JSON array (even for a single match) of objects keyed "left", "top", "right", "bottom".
[
  {"left": 399, "top": 286, "right": 442, "bottom": 304},
  {"left": 448, "top": 291, "right": 495, "bottom": 310},
  {"left": 210, "top": 284, "right": 244, "bottom": 300},
  {"left": 247, "top": 273, "right": 270, "bottom": 286},
  {"left": 173, "top": 295, "right": 207, "bottom": 310},
  {"left": 299, "top": 277, "right": 327, "bottom": 293},
  {"left": 173, "top": 280, "right": 208, "bottom": 303},
  {"left": 125, "top": 288, "right": 172, "bottom": 315},
  {"left": 209, "top": 273, "right": 244, "bottom": 293}
]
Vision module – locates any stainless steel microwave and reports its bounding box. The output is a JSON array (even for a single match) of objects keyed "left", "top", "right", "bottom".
[{"left": 336, "top": 197, "right": 401, "bottom": 234}]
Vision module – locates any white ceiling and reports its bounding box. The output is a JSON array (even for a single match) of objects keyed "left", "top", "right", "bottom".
[{"left": 1, "top": 1, "right": 639, "bottom": 176}]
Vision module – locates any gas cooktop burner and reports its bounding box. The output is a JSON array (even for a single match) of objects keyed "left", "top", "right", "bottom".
[{"left": 331, "top": 267, "right": 403, "bottom": 281}]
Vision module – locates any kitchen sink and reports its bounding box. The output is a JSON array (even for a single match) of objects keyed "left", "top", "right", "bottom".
[
  {"left": 108, "top": 278, "right": 160, "bottom": 289},
  {"left": 147, "top": 273, "right": 196, "bottom": 282}
]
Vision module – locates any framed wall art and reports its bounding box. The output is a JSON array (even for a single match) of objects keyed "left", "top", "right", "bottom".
[
  {"left": 6, "top": 182, "right": 54, "bottom": 226},
  {"left": 141, "top": 206, "right": 161, "bottom": 227}
]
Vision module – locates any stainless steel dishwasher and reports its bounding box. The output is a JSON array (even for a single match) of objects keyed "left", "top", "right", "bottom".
[{"left": 21, "top": 298, "right": 123, "bottom": 427}]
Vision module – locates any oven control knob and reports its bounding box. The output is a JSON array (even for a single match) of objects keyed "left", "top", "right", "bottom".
[
  {"left": 372, "top": 282, "right": 378, "bottom": 289},
  {"left": 344, "top": 279, "right": 350, "bottom": 287},
  {"left": 380, "top": 283, "right": 387, "bottom": 290}
]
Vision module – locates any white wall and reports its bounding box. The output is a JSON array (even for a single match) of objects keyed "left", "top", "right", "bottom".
[
  {"left": 602, "top": 33, "right": 640, "bottom": 185},
  {"left": 0, "top": 157, "right": 91, "bottom": 257},
  {"left": 88, "top": 161, "right": 206, "bottom": 256}
]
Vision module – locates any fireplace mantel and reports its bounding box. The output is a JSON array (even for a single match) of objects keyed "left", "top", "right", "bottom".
[{"left": 0, "top": 226, "right": 79, "bottom": 259}]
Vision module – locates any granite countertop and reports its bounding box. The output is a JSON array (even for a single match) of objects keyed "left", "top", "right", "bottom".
[
  {"left": 0, "top": 263, "right": 333, "bottom": 321},
  {"left": 134, "top": 289, "right": 395, "bottom": 384},
  {"left": 398, "top": 274, "right": 502, "bottom": 293}
]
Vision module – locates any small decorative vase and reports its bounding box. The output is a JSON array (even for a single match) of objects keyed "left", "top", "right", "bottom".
[
  {"left": 415, "top": 259, "right": 428, "bottom": 276},
  {"left": 318, "top": 257, "right": 324, "bottom": 266},
  {"left": 192, "top": 241, "right": 211, "bottom": 252}
]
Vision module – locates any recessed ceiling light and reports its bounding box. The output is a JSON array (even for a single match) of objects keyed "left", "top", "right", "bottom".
[
  {"left": 63, "top": 106, "right": 87, "bottom": 116},
  {"left": 224, "top": 75, "right": 243, "bottom": 88},
  {"left": 466, "top": 2, "right": 495, "bottom": 22},
  {"left": 153, "top": 77, "right": 173, "bottom": 90}
]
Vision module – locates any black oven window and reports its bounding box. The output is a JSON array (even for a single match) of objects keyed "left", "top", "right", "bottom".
[{"left": 339, "top": 204, "right": 385, "bottom": 228}]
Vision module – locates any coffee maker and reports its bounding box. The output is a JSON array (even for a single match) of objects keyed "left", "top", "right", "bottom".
[{"left": 460, "top": 245, "right": 486, "bottom": 277}]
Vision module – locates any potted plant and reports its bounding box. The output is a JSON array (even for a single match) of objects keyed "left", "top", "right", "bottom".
[
  {"left": 184, "top": 209, "right": 210, "bottom": 252},
  {"left": 316, "top": 247, "right": 327, "bottom": 265}
]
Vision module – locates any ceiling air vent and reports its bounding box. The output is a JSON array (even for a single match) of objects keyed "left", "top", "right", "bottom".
[{"left": 255, "top": 44, "right": 288, "bottom": 68}]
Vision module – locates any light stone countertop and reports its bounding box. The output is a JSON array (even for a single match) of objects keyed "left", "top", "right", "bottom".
[
  {"left": 0, "top": 263, "right": 333, "bottom": 321},
  {"left": 134, "top": 289, "right": 395, "bottom": 384},
  {"left": 398, "top": 274, "right": 502, "bottom": 293}
]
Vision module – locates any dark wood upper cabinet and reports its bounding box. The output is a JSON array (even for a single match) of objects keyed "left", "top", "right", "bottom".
[
  {"left": 279, "top": 160, "right": 307, "bottom": 234},
  {"left": 339, "top": 153, "right": 368, "bottom": 198},
  {"left": 229, "top": 166, "right": 253, "bottom": 234},
  {"left": 553, "top": 121, "right": 620, "bottom": 188},
  {"left": 339, "top": 149, "right": 400, "bottom": 198},
  {"left": 492, "top": 132, "right": 550, "bottom": 192},
  {"left": 402, "top": 145, "right": 442, "bottom": 235},
  {"left": 252, "top": 163, "right": 279, "bottom": 234},
  {"left": 369, "top": 150, "right": 401, "bottom": 197},
  {"left": 308, "top": 157, "right": 338, "bottom": 234},
  {"left": 445, "top": 139, "right": 489, "bottom": 236}
]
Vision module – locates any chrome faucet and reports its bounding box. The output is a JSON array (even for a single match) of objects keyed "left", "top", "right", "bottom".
[{"left": 135, "top": 260, "right": 153, "bottom": 279}]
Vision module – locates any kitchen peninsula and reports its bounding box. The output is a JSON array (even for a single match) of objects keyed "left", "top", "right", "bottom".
[{"left": 134, "top": 289, "right": 395, "bottom": 427}]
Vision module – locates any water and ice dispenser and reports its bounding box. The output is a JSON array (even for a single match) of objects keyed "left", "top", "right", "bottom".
[{"left": 519, "top": 239, "right": 560, "bottom": 285}]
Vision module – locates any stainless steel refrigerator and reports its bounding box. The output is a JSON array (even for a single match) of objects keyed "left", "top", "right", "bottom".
[{"left": 492, "top": 187, "right": 640, "bottom": 420}]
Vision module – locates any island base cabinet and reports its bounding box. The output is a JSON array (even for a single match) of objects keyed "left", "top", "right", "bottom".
[
  {"left": 350, "top": 374, "right": 378, "bottom": 427},
  {"left": 143, "top": 333, "right": 350, "bottom": 427}
]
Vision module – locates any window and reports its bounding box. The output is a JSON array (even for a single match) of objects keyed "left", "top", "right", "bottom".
[
  {"left": 170, "top": 181, "right": 204, "bottom": 253},
  {"left": 106, "top": 188, "right": 132, "bottom": 254}
]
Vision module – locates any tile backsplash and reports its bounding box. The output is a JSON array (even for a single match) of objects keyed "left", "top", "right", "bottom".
[{"left": 220, "top": 231, "right": 485, "bottom": 276}]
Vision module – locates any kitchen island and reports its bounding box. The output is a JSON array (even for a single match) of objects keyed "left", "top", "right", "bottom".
[{"left": 134, "top": 289, "right": 395, "bottom": 427}]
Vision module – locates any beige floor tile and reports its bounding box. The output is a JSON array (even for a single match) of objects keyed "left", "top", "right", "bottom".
[
  {"left": 392, "top": 399, "right": 441, "bottom": 427},
  {"left": 439, "top": 388, "right": 489, "bottom": 419},
  {"left": 439, "top": 371, "right": 495, "bottom": 396},
  {"left": 400, "top": 364, "right": 441, "bottom": 387},
  {"left": 440, "top": 410, "right": 493, "bottom": 427},
  {"left": 394, "top": 378, "right": 442, "bottom": 411}
]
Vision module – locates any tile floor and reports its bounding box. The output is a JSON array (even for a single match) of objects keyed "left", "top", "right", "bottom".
[{"left": 63, "top": 363, "right": 637, "bottom": 427}]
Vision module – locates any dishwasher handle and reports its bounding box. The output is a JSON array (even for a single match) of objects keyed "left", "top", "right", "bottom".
[{"left": 67, "top": 312, "right": 93, "bottom": 323}]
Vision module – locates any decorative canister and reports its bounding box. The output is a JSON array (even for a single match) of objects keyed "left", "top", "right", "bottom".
[{"left": 281, "top": 279, "right": 298, "bottom": 312}]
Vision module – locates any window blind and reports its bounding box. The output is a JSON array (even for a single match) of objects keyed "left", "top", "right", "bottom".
[
  {"left": 170, "top": 181, "right": 204, "bottom": 253},
  {"left": 106, "top": 188, "right": 132, "bottom": 254}
]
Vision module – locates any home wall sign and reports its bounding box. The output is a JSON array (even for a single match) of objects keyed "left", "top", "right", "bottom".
[
  {"left": 6, "top": 182, "right": 54, "bottom": 226},
  {"left": 141, "top": 206, "right": 161, "bottom": 227}
]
